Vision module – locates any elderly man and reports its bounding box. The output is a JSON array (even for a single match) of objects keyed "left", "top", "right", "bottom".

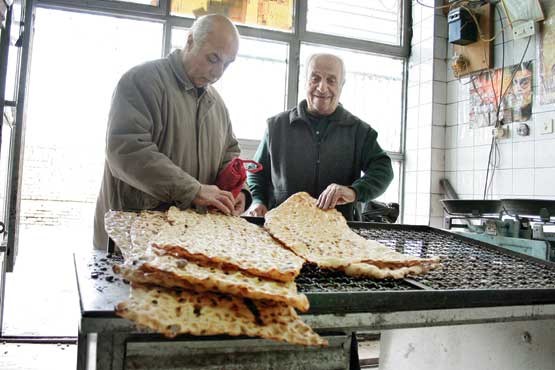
[
  {"left": 94, "top": 14, "right": 248, "bottom": 249},
  {"left": 246, "top": 53, "right": 393, "bottom": 220}
]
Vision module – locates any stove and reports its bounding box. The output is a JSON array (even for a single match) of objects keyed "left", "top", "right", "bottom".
[{"left": 442, "top": 198, "right": 555, "bottom": 261}]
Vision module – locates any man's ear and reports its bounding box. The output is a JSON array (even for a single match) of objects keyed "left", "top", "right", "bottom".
[{"left": 185, "top": 34, "right": 194, "bottom": 52}]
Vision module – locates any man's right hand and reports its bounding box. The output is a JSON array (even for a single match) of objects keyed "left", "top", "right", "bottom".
[
  {"left": 245, "top": 203, "right": 268, "bottom": 217},
  {"left": 192, "top": 184, "right": 235, "bottom": 215}
]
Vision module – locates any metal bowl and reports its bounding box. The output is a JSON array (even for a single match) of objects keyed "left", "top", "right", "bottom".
[{"left": 441, "top": 199, "right": 503, "bottom": 216}]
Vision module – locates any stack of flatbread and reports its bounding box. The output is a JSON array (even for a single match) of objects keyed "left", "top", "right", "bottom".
[
  {"left": 264, "top": 192, "right": 440, "bottom": 279},
  {"left": 105, "top": 207, "right": 325, "bottom": 346}
]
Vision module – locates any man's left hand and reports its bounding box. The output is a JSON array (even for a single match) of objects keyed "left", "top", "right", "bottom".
[
  {"left": 233, "top": 191, "right": 246, "bottom": 216},
  {"left": 317, "top": 184, "right": 356, "bottom": 210}
]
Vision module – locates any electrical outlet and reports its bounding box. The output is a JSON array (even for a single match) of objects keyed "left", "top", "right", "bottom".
[
  {"left": 541, "top": 119, "right": 554, "bottom": 135},
  {"left": 492, "top": 127, "right": 507, "bottom": 139},
  {"left": 513, "top": 20, "right": 535, "bottom": 40}
]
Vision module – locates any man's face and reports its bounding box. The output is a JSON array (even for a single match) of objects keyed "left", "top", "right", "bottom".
[
  {"left": 306, "top": 56, "right": 343, "bottom": 116},
  {"left": 183, "top": 30, "right": 238, "bottom": 88}
]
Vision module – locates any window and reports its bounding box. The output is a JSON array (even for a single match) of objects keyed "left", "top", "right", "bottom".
[
  {"left": 299, "top": 43, "right": 404, "bottom": 152},
  {"left": 171, "top": 0, "right": 294, "bottom": 32},
  {"left": 306, "top": 0, "right": 403, "bottom": 45}
]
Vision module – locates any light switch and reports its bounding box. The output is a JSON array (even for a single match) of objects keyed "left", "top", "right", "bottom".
[{"left": 542, "top": 120, "right": 554, "bottom": 135}]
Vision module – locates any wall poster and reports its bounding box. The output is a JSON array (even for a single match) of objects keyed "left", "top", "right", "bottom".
[
  {"left": 539, "top": 0, "right": 555, "bottom": 105},
  {"left": 469, "top": 62, "right": 533, "bottom": 128}
]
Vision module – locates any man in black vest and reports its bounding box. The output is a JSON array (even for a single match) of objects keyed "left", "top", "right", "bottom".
[{"left": 246, "top": 53, "right": 393, "bottom": 220}]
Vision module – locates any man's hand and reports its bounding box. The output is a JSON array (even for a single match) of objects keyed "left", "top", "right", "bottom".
[
  {"left": 317, "top": 184, "right": 356, "bottom": 210},
  {"left": 245, "top": 203, "right": 268, "bottom": 217},
  {"left": 192, "top": 184, "right": 234, "bottom": 215},
  {"left": 233, "top": 191, "right": 246, "bottom": 216}
]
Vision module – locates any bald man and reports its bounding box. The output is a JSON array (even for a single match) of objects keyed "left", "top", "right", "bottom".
[
  {"left": 246, "top": 53, "right": 393, "bottom": 221},
  {"left": 94, "top": 15, "right": 249, "bottom": 249}
]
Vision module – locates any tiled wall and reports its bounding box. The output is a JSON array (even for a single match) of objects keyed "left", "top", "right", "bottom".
[
  {"left": 406, "top": 1, "right": 555, "bottom": 228},
  {"left": 404, "top": 0, "right": 447, "bottom": 226}
]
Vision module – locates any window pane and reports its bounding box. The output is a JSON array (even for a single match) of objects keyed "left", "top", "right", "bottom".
[
  {"left": 172, "top": 29, "right": 288, "bottom": 140},
  {"left": 299, "top": 43, "right": 404, "bottom": 152},
  {"left": 22, "top": 8, "right": 163, "bottom": 246},
  {"left": 375, "top": 160, "right": 400, "bottom": 204},
  {"left": 111, "top": 0, "right": 160, "bottom": 5},
  {"left": 306, "top": 0, "right": 402, "bottom": 45},
  {"left": 171, "top": 0, "right": 294, "bottom": 32}
]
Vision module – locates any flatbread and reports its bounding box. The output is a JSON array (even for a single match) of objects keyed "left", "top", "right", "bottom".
[
  {"left": 108, "top": 211, "right": 309, "bottom": 311},
  {"left": 104, "top": 210, "right": 138, "bottom": 259},
  {"left": 152, "top": 207, "right": 305, "bottom": 282},
  {"left": 264, "top": 192, "right": 439, "bottom": 277},
  {"left": 116, "top": 284, "right": 326, "bottom": 346}
]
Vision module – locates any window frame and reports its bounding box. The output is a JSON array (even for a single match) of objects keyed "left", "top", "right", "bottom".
[{"left": 35, "top": 0, "right": 410, "bottom": 215}]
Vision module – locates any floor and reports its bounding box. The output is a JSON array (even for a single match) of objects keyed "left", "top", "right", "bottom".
[{"left": 0, "top": 343, "right": 77, "bottom": 370}]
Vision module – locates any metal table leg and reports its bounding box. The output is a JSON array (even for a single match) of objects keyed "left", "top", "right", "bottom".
[
  {"left": 96, "top": 332, "right": 114, "bottom": 370},
  {"left": 76, "top": 331, "right": 88, "bottom": 370}
]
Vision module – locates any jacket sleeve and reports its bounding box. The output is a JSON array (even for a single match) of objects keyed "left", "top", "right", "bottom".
[
  {"left": 351, "top": 128, "right": 394, "bottom": 201},
  {"left": 247, "top": 127, "right": 271, "bottom": 206},
  {"left": 105, "top": 70, "right": 201, "bottom": 208}
]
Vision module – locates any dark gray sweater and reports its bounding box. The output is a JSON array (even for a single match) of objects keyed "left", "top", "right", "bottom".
[{"left": 247, "top": 100, "right": 393, "bottom": 220}]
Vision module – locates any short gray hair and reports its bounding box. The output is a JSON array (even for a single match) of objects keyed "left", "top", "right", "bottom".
[
  {"left": 306, "top": 53, "right": 346, "bottom": 86},
  {"left": 189, "top": 14, "right": 238, "bottom": 51}
]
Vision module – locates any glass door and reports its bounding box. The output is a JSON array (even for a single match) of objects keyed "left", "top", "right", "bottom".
[{"left": 0, "top": 0, "right": 34, "bottom": 334}]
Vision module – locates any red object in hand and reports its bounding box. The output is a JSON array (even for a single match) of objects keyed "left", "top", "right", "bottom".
[{"left": 215, "top": 158, "right": 263, "bottom": 197}]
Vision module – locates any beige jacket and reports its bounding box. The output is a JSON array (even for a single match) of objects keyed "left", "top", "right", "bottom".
[{"left": 93, "top": 50, "right": 240, "bottom": 249}]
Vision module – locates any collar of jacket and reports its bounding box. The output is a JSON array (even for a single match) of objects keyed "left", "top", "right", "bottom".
[
  {"left": 168, "top": 49, "right": 214, "bottom": 101},
  {"left": 288, "top": 100, "right": 352, "bottom": 126}
]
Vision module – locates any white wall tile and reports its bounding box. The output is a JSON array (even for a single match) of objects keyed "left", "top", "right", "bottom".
[
  {"left": 432, "top": 103, "right": 446, "bottom": 126},
  {"left": 534, "top": 168, "right": 555, "bottom": 196},
  {"left": 445, "top": 126, "right": 457, "bottom": 149},
  {"left": 445, "top": 148, "right": 457, "bottom": 170},
  {"left": 492, "top": 169, "right": 513, "bottom": 195},
  {"left": 420, "top": 62, "right": 433, "bottom": 83},
  {"left": 431, "top": 126, "right": 445, "bottom": 149},
  {"left": 457, "top": 124, "right": 474, "bottom": 147},
  {"left": 431, "top": 170, "right": 443, "bottom": 194},
  {"left": 534, "top": 139, "right": 555, "bottom": 168},
  {"left": 407, "top": 85, "right": 420, "bottom": 108},
  {"left": 419, "top": 103, "right": 433, "bottom": 127},
  {"left": 447, "top": 81, "right": 459, "bottom": 104},
  {"left": 416, "top": 192, "right": 431, "bottom": 216},
  {"left": 473, "top": 145, "right": 490, "bottom": 171},
  {"left": 418, "top": 148, "right": 432, "bottom": 170},
  {"left": 418, "top": 125, "right": 432, "bottom": 149},
  {"left": 513, "top": 168, "right": 534, "bottom": 196},
  {"left": 420, "top": 81, "right": 433, "bottom": 104},
  {"left": 446, "top": 102, "right": 458, "bottom": 126},
  {"left": 406, "top": 106, "right": 419, "bottom": 129},
  {"left": 406, "top": 128, "right": 418, "bottom": 150},
  {"left": 473, "top": 170, "right": 487, "bottom": 197},
  {"left": 405, "top": 171, "right": 417, "bottom": 193},
  {"left": 430, "top": 194, "right": 444, "bottom": 217},
  {"left": 406, "top": 150, "right": 418, "bottom": 171},
  {"left": 445, "top": 171, "right": 457, "bottom": 194},
  {"left": 474, "top": 127, "right": 492, "bottom": 146},
  {"left": 457, "top": 100, "right": 470, "bottom": 125},
  {"left": 433, "top": 59, "right": 447, "bottom": 82},
  {"left": 456, "top": 170, "right": 474, "bottom": 195},
  {"left": 498, "top": 142, "right": 513, "bottom": 169},
  {"left": 513, "top": 141, "right": 534, "bottom": 168},
  {"left": 404, "top": 192, "right": 417, "bottom": 214},
  {"left": 433, "top": 81, "right": 446, "bottom": 104},
  {"left": 417, "top": 171, "right": 431, "bottom": 194},
  {"left": 431, "top": 148, "right": 445, "bottom": 170},
  {"left": 456, "top": 147, "right": 474, "bottom": 170}
]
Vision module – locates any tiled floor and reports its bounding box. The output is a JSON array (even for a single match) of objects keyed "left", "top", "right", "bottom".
[{"left": 0, "top": 343, "right": 77, "bottom": 370}]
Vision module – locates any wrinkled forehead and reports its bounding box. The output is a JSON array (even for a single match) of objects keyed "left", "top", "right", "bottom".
[
  {"left": 308, "top": 56, "right": 342, "bottom": 79},
  {"left": 201, "top": 30, "right": 239, "bottom": 60}
]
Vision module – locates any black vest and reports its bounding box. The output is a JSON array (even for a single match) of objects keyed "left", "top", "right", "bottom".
[{"left": 266, "top": 101, "right": 374, "bottom": 220}]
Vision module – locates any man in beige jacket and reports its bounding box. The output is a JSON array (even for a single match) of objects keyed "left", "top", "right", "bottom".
[{"left": 93, "top": 14, "right": 248, "bottom": 249}]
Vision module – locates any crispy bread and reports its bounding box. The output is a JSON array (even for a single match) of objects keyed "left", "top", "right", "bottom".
[
  {"left": 116, "top": 284, "right": 326, "bottom": 346},
  {"left": 265, "top": 192, "right": 439, "bottom": 277},
  {"left": 152, "top": 207, "right": 305, "bottom": 282}
]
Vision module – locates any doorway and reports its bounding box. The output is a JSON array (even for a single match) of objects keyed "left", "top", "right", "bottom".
[{"left": 2, "top": 7, "right": 163, "bottom": 336}]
